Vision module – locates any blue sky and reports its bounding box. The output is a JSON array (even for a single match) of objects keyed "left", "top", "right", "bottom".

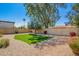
[
  {"left": 0, "top": 3, "right": 72, "bottom": 27},
  {"left": 56, "top": 4, "right": 72, "bottom": 26}
]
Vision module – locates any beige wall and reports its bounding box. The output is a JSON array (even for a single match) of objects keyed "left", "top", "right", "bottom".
[
  {"left": 0, "top": 28, "right": 15, "bottom": 34},
  {"left": 47, "top": 26, "right": 79, "bottom": 36},
  {"left": 0, "top": 22, "right": 15, "bottom": 34},
  {"left": 16, "top": 28, "right": 29, "bottom": 33},
  {"left": 0, "top": 22, "right": 14, "bottom": 28}
]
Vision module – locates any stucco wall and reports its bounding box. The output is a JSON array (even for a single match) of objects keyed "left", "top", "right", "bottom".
[
  {"left": 0, "top": 22, "right": 15, "bottom": 34},
  {"left": 0, "top": 22, "right": 14, "bottom": 29},
  {"left": 0, "top": 28, "right": 15, "bottom": 34},
  {"left": 47, "top": 26, "right": 79, "bottom": 36}
]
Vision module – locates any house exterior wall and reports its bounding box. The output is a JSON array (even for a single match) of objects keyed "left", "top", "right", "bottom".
[
  {"left": 0, "top": 22, "right": 14, "bottom": 29},
  {"left": 0, "top": 21, "right": 15, "bottom": 34}
]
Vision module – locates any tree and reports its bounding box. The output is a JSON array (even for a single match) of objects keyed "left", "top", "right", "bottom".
[
  {"left": 67, "top": 4, "right": 79, "bottom": 28},
  {"left": 72, "top": 14, "right": 79, "bottom": 27},
  {"left": 24, "top": 3, "right": 60, "bottom": 28},
  {"left": 23, "top": 18, "right": 26, "bottom": 28},
  {"left": 72, "top": 4, "right": 79, "bottom": 28},
  {"left": 67, "top": 4, "right": 79, "bottom": 36},
  {"left": 28, "top": 19, "right": 42, "bottom": 34}
]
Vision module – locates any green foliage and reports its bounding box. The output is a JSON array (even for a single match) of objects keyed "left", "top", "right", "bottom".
[
  {"left": 15, "top": 34, "right": 49, "bottom": 44},
  {"left": 70, "top": 39, "right": 79, "bottom": 49},
  {"left": 69, "top": 37, "right": 79, "bottom": 55},
  {"left": 72, "top": 4, "right": 79, "bottom": 12},
  {"left": 24, "top": 3, "right": 60, "bottom": 28},
  {"left": 73, "top": 14, "right": 79, "bottom": 27},
  {"left": 0, "top": 39, "right": 9, "bottom": 48},
  {"left": 0, "top": 33, "right": 3, "bottom": 37},
  {"left": 28, "top": 20, "right": 42, "bottom": 30},
  {"left": 28, "top": 19, "right": 42, "bottom": 34},
  {"left": 0, "top": 34, "right": 2, "bottom": 37},
  {"left": 67, "top": 4, "right": 79, "bottom": 27},
  {"left": 68, "top": 14, "right": 79, "bottom": 27}
]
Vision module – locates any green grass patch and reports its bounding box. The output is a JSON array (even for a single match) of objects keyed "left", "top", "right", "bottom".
[{"left": 15, "top": 34, "right": 49, "bottom": 44}]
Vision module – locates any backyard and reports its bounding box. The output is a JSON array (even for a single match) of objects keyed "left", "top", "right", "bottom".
[
  {"left": 0, "top": 34, "right": 75, "bottom": 56},
  {"left": 0, "top": 3, "right": 79, "bottom": 56}
]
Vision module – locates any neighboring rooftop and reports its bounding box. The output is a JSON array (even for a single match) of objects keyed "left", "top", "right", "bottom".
[
  {"left": 64, "top": 22, "right": 71, "bottom": 26},
  {"left": 0, "top": 20, "right": 15, "bottom": 23}
]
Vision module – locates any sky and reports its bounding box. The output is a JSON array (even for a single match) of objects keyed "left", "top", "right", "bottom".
[
  {"left": 0, "top": 3, "right": 72, "bottom": 27},
  {"left": 56, "top": 4, "right": 72, "bottom": 26}
]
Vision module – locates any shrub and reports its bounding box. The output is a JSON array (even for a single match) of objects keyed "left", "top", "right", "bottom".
[
  {"left": 69, "top": 37, "right": 79, "bottom": 55},
  {"left": 0, "top": 33, "right": 3, "bottom": 37},
  {"left": 44, "top": 31, "right": 47, "bottom": 34},
  {"left": 0, "top": 39, "right": 9, "bottom": 48},
  {"left": 69, "top": 32, "right": 76, "bottom": 37}
]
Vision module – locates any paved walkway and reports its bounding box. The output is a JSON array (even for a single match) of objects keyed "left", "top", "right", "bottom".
[{"left": 0, "top": 34, "right": 74, "bottom": 56}]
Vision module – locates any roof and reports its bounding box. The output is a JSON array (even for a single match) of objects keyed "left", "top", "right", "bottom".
[{"left": 0, "top": 20, "right": 15, "bottom": 24}]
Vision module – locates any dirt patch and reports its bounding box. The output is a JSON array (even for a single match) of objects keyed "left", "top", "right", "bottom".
[{"left": 0, "top": 34, "right": 74, "bottom": 56}]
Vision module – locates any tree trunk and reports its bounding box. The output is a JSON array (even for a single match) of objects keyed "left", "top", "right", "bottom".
[
  {"left": 77, "top": 28, "right": 79, "bottom": 36},
  {"left": 45, "top": 24, "right": 48, "bottom": 28},
  {"left": 34, "top": 29, "right": 37, "bottom": 34}
]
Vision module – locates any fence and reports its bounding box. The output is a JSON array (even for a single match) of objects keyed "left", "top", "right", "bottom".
[
  {"left": 0, "top": 28, "right": 44, "bottom": 34},
  {"left": 0, "top": 28, "right": 15, "bottom": 34},
  {"left": 1, "top": 26, "right": 78, "bottom": 36},
  {"left": 47, "top": 26, "right": 79, "bottom": 36}
]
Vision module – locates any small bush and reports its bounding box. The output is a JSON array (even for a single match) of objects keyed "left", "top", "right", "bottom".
[
  {"left": 0, "top": 39, "right": 9, "bottom": 48},
  {"left": 69, "top": 32, "right": 76, "bottom": 37},
  {"left": 69, "top": 37, "right": 79, "bottom": 55},
  {"left": 0, "top": 33, "right": 2, "bottom": 37},
  {"left": 44, "top": 31, "right": 47, "bottom": 34}
]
